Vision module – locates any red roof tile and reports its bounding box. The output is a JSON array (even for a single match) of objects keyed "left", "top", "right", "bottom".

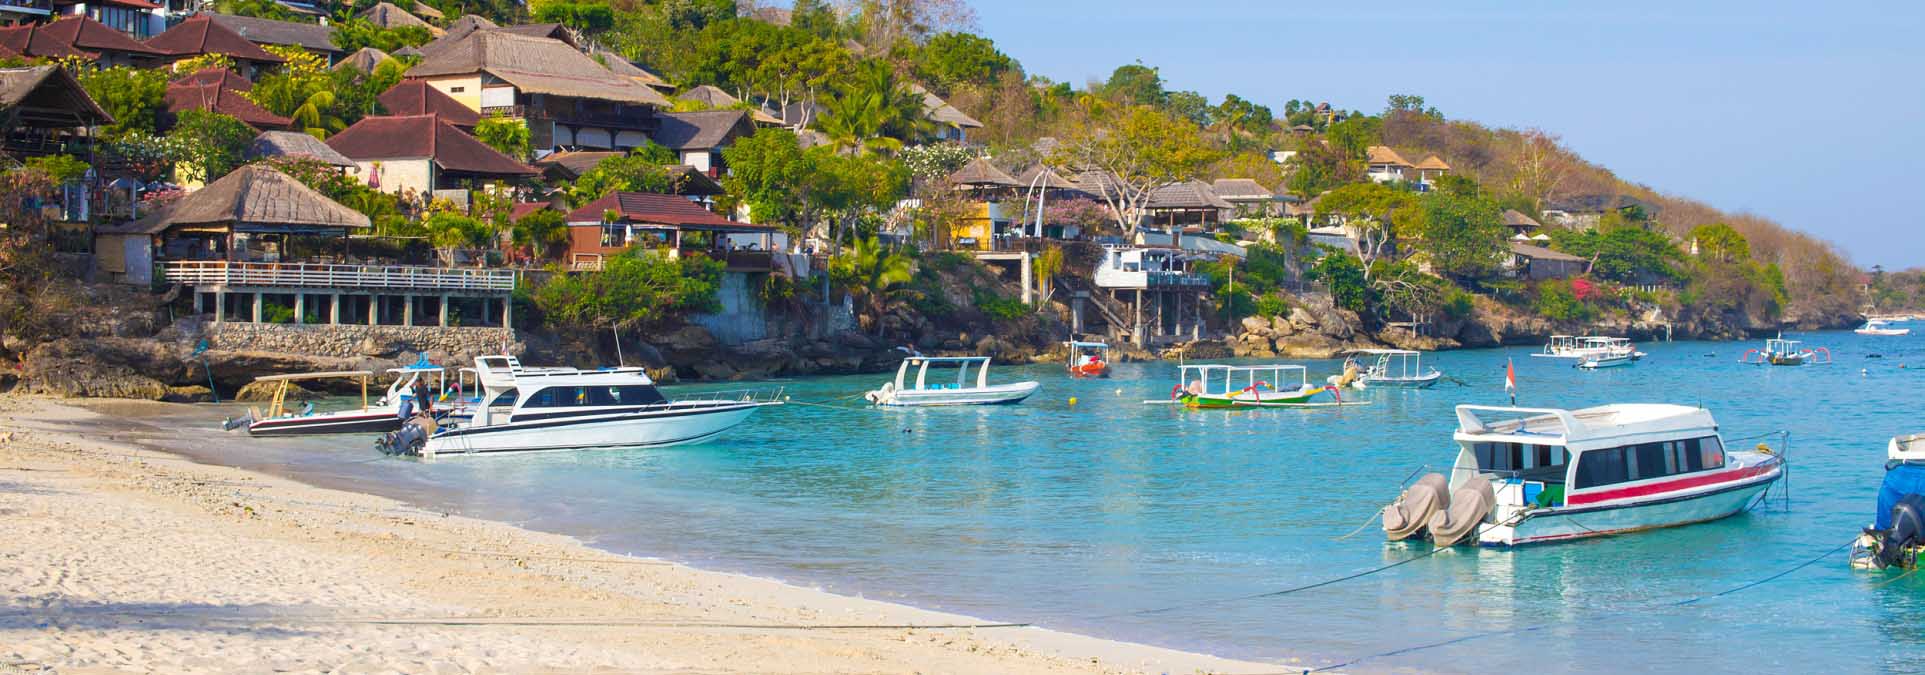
[
  {"left": 324, "top": 113, "right": 537, "bottom": 177},
  {"left": 171, "top": 68, "right": 253, "bottom": 92},
  {"left": 164, "top": 83, "right": 291, "bottom": 130},
  {"left": 0, "top": 16, "right": 163, "bottom": 60},
  {"left": 144, "top": 14, "right": 286, "bottom": 63},
  {"left": 509, "top": 202, "right": 560, "bottom": 221},
  {"left": 376, "top": 80, "right": 479, "bottom": 127},
  {"left": 566, "top": 192, "right": 770, "bottom": 231}
]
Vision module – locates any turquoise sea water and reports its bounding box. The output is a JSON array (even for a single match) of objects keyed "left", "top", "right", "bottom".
[{"left": 143, "top": 331, "right": 1925, "bottom": 673}]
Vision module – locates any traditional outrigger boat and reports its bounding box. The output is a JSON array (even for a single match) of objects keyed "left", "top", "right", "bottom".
[
  {"left": 1065, "top": 341, "right": 1111, "bottom": 378},
  {"left": 1852, "top": 434, "right": 1925, "bottom": 571},
  {"left": 1382, "top": 404, "right": 1783, "bottom": 547},
  {"left": 226, "top": 362, "right": 449, "bottom": 436},
  {"left": 1855, "top": 320, "right": 1911, "bottom": 336},
  {"left": 1343, "top": 349, "right": 1443, "bottom": 388},
  {"left": 865, "top": 356, "right": 1040, "bottom": 406},
  {"left": 1169, "top": 364, "right": 1350, "bottom": 408},
  {"left": 381, "top": 355, "right": 781, "bottom": 457},
  {"left": 1534, "top": 335, "right": 1644, "bottom": 362},
  {"left": 1740, "top": 337, "right": 1831, "bottom": 366}
]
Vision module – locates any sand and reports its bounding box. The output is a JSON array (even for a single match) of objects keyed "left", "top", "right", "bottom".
[{"left": 0, "top": 396, "right": 1286, "bottom": 674}]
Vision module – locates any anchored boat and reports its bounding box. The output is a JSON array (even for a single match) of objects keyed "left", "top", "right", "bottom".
[
  {"left": 227, "top": 363, "right": 449, "bottom": 436},
  {"left": 383, "top": 356, "right": 781, "bottom": 457},
  {"left": 865, "top": 356, "right": 1039, "bottom": 406},
  {"left": 1170, "top": 364, "right": 1348, "bottom": 408},
  {"left": 1065, "top": 341, "right": 1112, "bottom": 378},
  {"left": 1345, "top": 349, "right": 1443, "bottom": 388},
  {"left": 1382, "top": 404, "right": 1782, "bottom": 547},
  {"left": 1851, "top": 434, "right": 1925, "bottom": 571},
  {"left": 1533, "top": 335, "right": 1644, "bottom": 362},
  {"left": 1741, "top": 337, "right": 1831, "bottom": 366},
  {"left": 1856, "top": 320, "right": 1911, "bottom": 336}
]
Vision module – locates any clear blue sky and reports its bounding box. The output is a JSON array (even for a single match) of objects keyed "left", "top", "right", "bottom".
[{"left": 965, "top": 1, "right": 1925, "bottom": 269}]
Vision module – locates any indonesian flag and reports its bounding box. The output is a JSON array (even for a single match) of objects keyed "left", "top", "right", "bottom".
[{"left": 1505, "top": 358, "right": 1517, "bottom": 402}]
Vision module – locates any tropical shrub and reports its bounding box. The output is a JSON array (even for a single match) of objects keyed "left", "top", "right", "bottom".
[{"left": 531, "top": 252, "right": 723, "bottom": 329}]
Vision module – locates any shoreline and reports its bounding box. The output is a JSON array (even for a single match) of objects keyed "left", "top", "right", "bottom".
[{"left": 0, "top": 395, "right": 1286, "bottom": 674}]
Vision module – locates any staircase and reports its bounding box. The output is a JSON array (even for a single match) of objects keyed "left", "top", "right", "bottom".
[{"left": 1058, "top": 275, "right": 1132, "bottom": 342}]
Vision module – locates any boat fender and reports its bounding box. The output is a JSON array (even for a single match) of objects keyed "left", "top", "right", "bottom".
[
  {"left": 1427, "top": 476, "right": 1496, "bottom": 547},
  {"left": 1382, "top": 473, "right": 1450, "bottom": 541}
]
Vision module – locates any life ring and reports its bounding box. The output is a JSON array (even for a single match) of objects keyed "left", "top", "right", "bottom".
[{"left": 1170, "top": 384, "right": 1184, "bottom": 400}]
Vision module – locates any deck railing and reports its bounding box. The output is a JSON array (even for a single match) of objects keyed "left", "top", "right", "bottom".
[{"left": 159, "top": 261, "right": 516, "bottom": 292}]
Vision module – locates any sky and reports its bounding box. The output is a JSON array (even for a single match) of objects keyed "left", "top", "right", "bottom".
[{"left": 963, "top": 1, "right": 1925, "bottom": 268}]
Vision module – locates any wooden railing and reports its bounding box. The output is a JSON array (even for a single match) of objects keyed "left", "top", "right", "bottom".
[{"left": 159, "top": 261, "right": 516, "bottom": 292}]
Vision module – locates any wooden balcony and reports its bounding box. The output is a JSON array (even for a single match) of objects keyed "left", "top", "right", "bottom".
[{"left": 159, "top": 261, "right": 517, "bottom": 293}]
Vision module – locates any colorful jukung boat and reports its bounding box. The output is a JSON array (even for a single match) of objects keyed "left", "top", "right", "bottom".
[{"left": 1170, "top": 364, "right": 1345, "bottom": 408}]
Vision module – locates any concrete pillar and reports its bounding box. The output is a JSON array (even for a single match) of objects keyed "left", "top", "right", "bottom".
[
  {"left": 193, "top": 292, "right": 204, "bottom": 315},
  {"left": 251, "top": 292, "right": 263, "bottom": 323},
  {"left": 402, "top": 294, "right": 414, "bottom": 326},
  {"left": 329, "top": 293, "right": 342, "bottom": 325},
  {"left": 502, "top": 296, "right": 513, "bottom": 328},
  {"left": 1133, "top": 289, "right": 1144, "bottom": 346},
  {"left": 369, "top": 296, "right": 379, "bottom": 326},
  {"left": 213, "top": 291, "right": 223, "bottom": 323},
  {"left": 293, "top": 293, "right": 305, "bottom": 324},
  {"left": 1020, "top": 251, "right": 1033, "bottom": 305},
  {"left": 1071, "top": 294, "right": 1084, "bottom": 334},
  {"left": 438, "top": 294, "right": 449, "bottom": 327}
]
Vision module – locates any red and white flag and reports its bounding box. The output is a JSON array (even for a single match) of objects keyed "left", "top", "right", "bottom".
[{"left": 1505, "top": 357, "right": 1517, "bottom": 404}]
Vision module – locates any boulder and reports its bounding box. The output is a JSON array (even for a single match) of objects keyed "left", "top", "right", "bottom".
[
  {"left": 163, "top": 385, "right": 215, "bottom": 403},
  {"left": 233, "top": 379, "right": 325, "bottom": 402},
  {"left": 1270, "top": 316, "right": 1298, "bottom": 337},
  {"left": 1239, "top": 316, "right": 1271, "bottom": 335},
  {"left": 655, "top": 325, "right": 720, "bottom": 354},
  {"left": 1274, "top": 333, "right": 1346, "bottom": 359},
  {"left": 690, "top": 360, "right": 738, "bottom": 380}
]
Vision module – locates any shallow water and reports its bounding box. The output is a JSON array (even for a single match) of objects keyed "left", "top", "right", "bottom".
[{"left": 133, "top": 331, "right": 1925, "bottom": 672}]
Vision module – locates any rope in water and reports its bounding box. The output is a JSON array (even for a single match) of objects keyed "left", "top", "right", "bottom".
[
  {"left": 1085, "top": 545, "right": 1448, "bottom": 621},
  {"left": 1333, "top": 464, "right": 1430, "bottom": 541}
]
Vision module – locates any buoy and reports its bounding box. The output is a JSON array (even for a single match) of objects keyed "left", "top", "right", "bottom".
[
  {"left": 1068, "top": 397, "right": 1078, "bottom": 406},
  {"left": 1114, "top": 388, "right": 1122, "bottom": 396}
]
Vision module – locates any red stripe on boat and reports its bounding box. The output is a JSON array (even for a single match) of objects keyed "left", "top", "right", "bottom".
[{"left": 1565, "top": 463, "right": 1776, "bottom": 505}]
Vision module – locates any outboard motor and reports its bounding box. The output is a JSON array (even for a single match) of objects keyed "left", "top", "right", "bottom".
[
  {"left": 1428, "top": 476, "right": 1496, "bottom": 548},
  {"left": 1867, "top": 494, "right": 1925, "bottom": 570},
  {"left": 1382, "top": 473, "right": 1451, "bottom": 541},
  {"left": 376, "top": 413, "right": 435, "bottom": 456}
]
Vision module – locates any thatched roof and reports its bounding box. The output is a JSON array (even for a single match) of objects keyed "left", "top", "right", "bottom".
[
  {"left": 1015, "top": 164, "right": 1076, "bottom": 190},
  {"left": 1545, "top": 194, "right": 1658, "bottom": 216},
  {"left": 1070, "top": 169, "right": 1124, "bottom": 197},
  {"left": 1146, "top": 180, "right": 1232, "bottom": 210},
  {"left": 496, "top": 23, "right": 573, "bottom": 46},
  {"left": 377, "top": 80, "right": 478, "bottom": 127},
  {"left": 325, "top": 114, "right": 536, "bottom": 177},
  {"left": 0, "top": 16, "right": 163, "bottom": 60},
  {"left": 145, "top": 15, "right": 286, "bottom": 63},
  {"left": 333, "top": 47, "right": 391, "bottom": 73},
  {"left": 1510, "top": 241, "right": 1586, "bottom": 262},
  {"left": 1501, "top": 209, "right": 1542, "bottom": 229},
  {"left": 534, "top": 150, "right": 623, "bottom": 180},
  {"left": 357, "top": 2, "right": 442, "bottom": 35},
  {"left": 651, "top": 110, "right": 753, "bottom": 150},
  {"left": 247, "top": 130, "right": 356, "bottom": 167},
  {"left": 593, "top": 49, "right": 670, "bottom": 90},
  {"left": 172, "top": 68, "right": 251, "bottom": 92},
  {"left": 207, "top": 13, "right": 340, "bottom": 54},
  {"left": 676, "top": 85, "right": 782, "bottom": 125},
  {"left": 1210, "top": 178, "right": 1274, "bottom": 201},
  {"left": 948, "top": 157, "right": 1019, "bottom": 187},
  {"left": 0, "top": 66, "right": 112, "bottom": 127},
  {"left": 909, "top": 83, "right": 982, "bottom": 128},
  {"left": 1413, "top": 154, "right": 1450, "bottom": 171},
  {"left": 109, "top": 165, "right": 369, "bottom": 234},
  {"left": 1365, "top": 145, "right": 1412, "bottom": 167},
  {"left": 410, "top": 1, "right": 445, "bottom": 20},
  {"left": 406, "top": 31, "right": 669, "bottom": 106}
]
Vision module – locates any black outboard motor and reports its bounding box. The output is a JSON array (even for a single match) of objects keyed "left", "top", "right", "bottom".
[
  {"left": 376, "top": 414, "right": 432, "bottom": 456},
  {"left": 1871, "top": 494, "right": 1925, "bottom": 570}
]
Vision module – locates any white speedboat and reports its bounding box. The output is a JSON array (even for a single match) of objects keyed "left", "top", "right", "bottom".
[
  {"left": 387, "top": 356, "right": 781, "bottom": 457},
  {"left": 1856, "top": 320, "right": 1911, "bottom": 336},
  {"left": 865, "top": 356, "right": 1039, "bottom": 406},
  {"left": 1382, "top": 404, "right": 1782, "bottom": 547},
  {"left": 1533, "top": 335, "right": 1644, "bottom": 361},
  {"left": 229, "top": 363, "right": 448, "bottom": 436},
  {"left": 1347, "top": 349, "right": 1442, "bottom": 388},
  {"left": 1852, "top": 434, "right": 1925, "bottom": 570},
  {"left": 1575, "top": 351, "right": 1636, "bottom": 369}
]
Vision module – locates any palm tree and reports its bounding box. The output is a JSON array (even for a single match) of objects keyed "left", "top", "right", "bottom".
[
  {"left": 834, "top": 235, "right": 917, "bottom": 329},
  {"left": 510, "top": 210, "right": 569, "bottom": 264},
  {"left": 816, "top": 62, "right": 930, "bottom": 156},
  {"left": 290, "top": 90, "right": 345, "bottom": 139}
]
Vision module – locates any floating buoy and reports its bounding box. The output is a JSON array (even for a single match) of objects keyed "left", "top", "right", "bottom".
[
  {"left": 1114, "top": 388, "right": 1123, "bottom": 396},
  {"left": 1068, "top": 397, "right": 1078, "bottom": 406}
]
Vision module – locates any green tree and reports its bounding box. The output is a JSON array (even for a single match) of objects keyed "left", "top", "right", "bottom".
[
  {"left": 909, "top": 32, "right": 1015, "bottom": 93},
  {"left": 720, "top": 127, "right": 813, "bottom": 231},
  {"left": 1161, "top": 89, "right": 1212, "bottom": 126},
  {"left": 1283, "top": 135, "right": 1358, "bottom": 197},
  {"left": 1689, "top": 222, "right": 1750, "bottom": 263},
  {"left": 1051, "top": 103, "right": 1219, "bottom": 236},
  {"left": 423, "top": 212, "right": 497, "bottom": 266},
  {"left": 249, "top": 46, "right": 346, "bottom": 137},
  {"left": 806, "top": 148, "right": 909, "bottom": 249},
  {"left": 332, "top": 19, "right": 433, "bottom": 53},
  {"left": 568, "top": 152, "right": 681, "bottom": 205},
  {"left": 1325, "top": 116, "right": 1382, "bottom": 160},
  {"left": 831, "top": 235, "right": 917, "bottom": 327},
  {"left": 898, "top": 142, "right": 975, "bottom": 181},
  {"left": 1549, "top": 225, "right": 1685, "bottom": 284},
  {"left": 209, "top": 0, "right": 292, "bottom": 20},
  {"left": 1213, "top": 94, "right": 1273, "bottom": 134},
  {"left": 531, "top": 251, "right": 723, "bottom": 329},
  {"left": 816, "top": 60, "right": 930, "bottom": 155},
  {"left": 1103, "top": 62, "right": 1164, "bottom": 105},
  {"left": 510, "top": 209, "right": 569, "bottom": 262},
  {"left": 533, "top": 1, "right": 616, "bottom": 32},
  {"left": 166, "top": 111, "right": 255, "bottom": 182},
  {"left": 23, "top": 154, "right": 89, "bottom": 184},
  {"left": 1308, "top": 250, "right": 1370, "bottom": 313},
  {"left": 474, "top": 115, "right": 532, "bottom": 161},
  {"left": 1415, "top": 191, "right": 1507, "bottom": 280},
  {"left": 73, "top": 65, "right": 168, "bottom": 137},
  {"left": 663, "top": 0, "right": 737, "bottom": 30}
]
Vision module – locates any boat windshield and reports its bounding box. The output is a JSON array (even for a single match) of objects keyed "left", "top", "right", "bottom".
[{"left": 1469, "top": 441, "right": 1570, "bottom": 482}]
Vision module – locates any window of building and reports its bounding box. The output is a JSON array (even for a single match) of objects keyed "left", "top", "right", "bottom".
[{"left": 449, "top": 86, "right": 465, "bottom": 93}]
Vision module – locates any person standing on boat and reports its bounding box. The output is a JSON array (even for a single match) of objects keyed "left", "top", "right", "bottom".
[{"left": 413, "top": 377, "right": 434, "bottom": 415}]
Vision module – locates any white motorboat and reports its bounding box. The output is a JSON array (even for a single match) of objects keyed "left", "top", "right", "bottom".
[
  {"left": 865, "top": 356, "right": 1039, "bottom": 406},
  {"left": 1851, "top": 434, "right": 1925, "bottom": 570},
  {"left": 1856, "top": 320, "right": 1911, "bottom": 336},
  {"left": 1532, "top": 335, "right": 1644, "bottom": 361},
  {"left": 386, "top": 356, "right": 781, "bottom": 457},
  {"left": 1382, "top": 404, "right": 1782, "bottom": 547},
  {"left": 228, "top": 362, "right": 448, "bottom": 436},
  {"left": 1575, "top": 351, "right": 1636, "bottom": 369},
  {"left": 1346, "top": 349, "right": 1443, "bottom": 388}
]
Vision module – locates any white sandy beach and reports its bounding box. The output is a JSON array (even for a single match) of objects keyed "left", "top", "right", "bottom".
[{"left": 0, "top": 396, "right": 1288, "bottom": 674}]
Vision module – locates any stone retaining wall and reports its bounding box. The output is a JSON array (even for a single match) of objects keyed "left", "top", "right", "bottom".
[{"left": 204, "top": 323, "right": 520, "bottom": 360}]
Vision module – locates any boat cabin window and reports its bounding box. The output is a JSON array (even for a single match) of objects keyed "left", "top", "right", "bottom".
[
  {"left": 1472, "top": 442, "right": 1568, "bottom": 480},
  {"left": 1572, "top": 436, "right": 1726, "bottom": 489},
  {"left": 524, "top": 385, "right": 667, "bottom": 408},
  {"left": 488, "top": 388, "right": 517, "bottom": 407}
]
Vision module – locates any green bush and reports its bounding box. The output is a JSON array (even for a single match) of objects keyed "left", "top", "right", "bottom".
[
  {"left": 532, "top": 252, "right": 723, "bottom": 329},
  {"left": 262, "top": 302, "right": 295, "bottom": 324},
  {"left": 1534, "top": 280, "right": 1592, "bottom": 322},
  {"left": 973, "top": 289, "right": 1028, "bottom": 322},
  {"left": 1441, "top": 289, "right": 1475, "bottom": 319},
  {"left": 1253, "top": 293, "right": 1288, "bottom": 318}
]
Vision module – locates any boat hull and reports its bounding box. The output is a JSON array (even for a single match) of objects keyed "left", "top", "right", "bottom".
[
  {"left": 1576, "top": 355, "right": 1635, "bottom": 369},
  {"left": 420, "top": 402, "right": 769, "bottom": 457},
  {"left": 1857, "top": 329, "right": 1911, "bottom": 336},
  {"left": 1360, "top": 372, "right": 1441, "bottom": 388},
  {"left": 1181, "top": 387, "right": 1333, "bottom": 408},
  {"left": 869, "top": 381, "right": 1039, "bottom": 406},
  {"left": 248, "top": 410, "right": 403, "bottom": 436},
  {"left": 1481, "top": 463, "right": 1780, "bottom": 546}
]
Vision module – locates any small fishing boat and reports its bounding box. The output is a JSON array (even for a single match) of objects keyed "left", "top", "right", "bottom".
[
  {"left": 1851, "top": 434, "right": 1925, "bottom": 571},
  {"left": 1533, "top": 335, "right": 1644, "bottom": 361},
  {"left": 383, "top": 356, "right": 781, "bottom": 457},
  {"left": 1576, "top": 351, "right": 1637, "bottom": 369},
  {"left": 1170, "top": 364, "right": 1347, "bottom": 408},
  {"left": 1856, "top": 320, "right": 1911, "bottom": 336},
  {"left": 226, "top": 363, "right": 449, "bottom": 436},
  {"left": 865, "top": 356, "right": 1039, "bottom": 406},
  {"left": 1065, "top": 341, "right": 1111, "bottom": 378},
  {"left": 1740, "top": 337, "right": 1831, "bottom": 366},
  {"left": 1346, "top": 349, "right": 1442, "bottom": 388},
  {"left": 1381, "top": 404, "right": 1782, "bottom": 547},
  {"left": 1533, "top": 335, "right": 1586, "bottom": 359}
]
